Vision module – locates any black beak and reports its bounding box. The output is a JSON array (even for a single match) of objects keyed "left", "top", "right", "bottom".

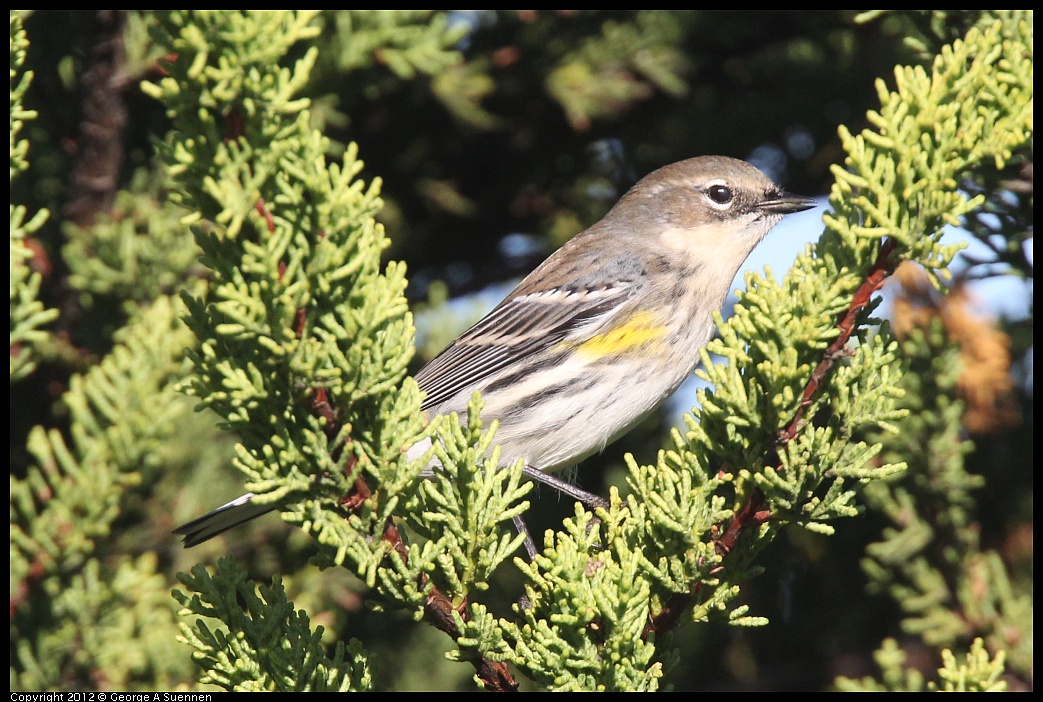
[{"left": 758, "top": 191, "right": 817, "bottom": 215}]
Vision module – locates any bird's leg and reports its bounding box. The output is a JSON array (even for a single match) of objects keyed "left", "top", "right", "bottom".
[
  {"left": 512, "top": 515, "right": 539, "bottom": 561},
  {"left": 518, "top": 464, "right": 614, "bottom": 556},
  {"left": 509, "top": 467, "right": 608, "bottom": 562},
  {"left": 521, "top": 465, "right": 610, "bottom": 509}
]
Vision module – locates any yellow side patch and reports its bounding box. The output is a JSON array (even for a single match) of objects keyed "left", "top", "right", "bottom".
[{"left": 571, "top": 311, "right": 668, "bottom": 358}]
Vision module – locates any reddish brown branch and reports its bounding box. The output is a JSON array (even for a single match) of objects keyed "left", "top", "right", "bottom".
[
  {"left": 365, "top": 495, "right": 518, "bottom": 691},
  {"left": 778, "top": 237, "right": 898, "bottom": 444},
  {"left": 648, "top": 238, "right": 902, "bottom": 638},
  {"left": 255, "top": 198, "right": 276, "bottom": 234},
  {"left": 646, "top": 488, "right": 770, "bottom": 636},
  {"left": 714, "top": 488, "right": 770, "bottom": 558},
  {"left": 331, "top": 429, "right": 516, "bottom": 689},
  {"left": 226, "top": 107, "right": 245, "bottom": 141},
  {"left": 64, "top": 11, "right": 128, "bottom": 228}
]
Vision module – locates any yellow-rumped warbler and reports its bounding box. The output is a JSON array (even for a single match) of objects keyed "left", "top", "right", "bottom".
[{"left": 175, "top": 155, "right": 814, "bottom": 547}]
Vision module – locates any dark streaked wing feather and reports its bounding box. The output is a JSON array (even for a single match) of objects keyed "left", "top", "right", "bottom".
[{"left": 415, "top": 282, "right": 635, "bottom": 411}]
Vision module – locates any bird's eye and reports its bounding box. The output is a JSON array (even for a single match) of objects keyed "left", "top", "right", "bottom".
[{"left": 706, "top": 184, "right": 733, "bottom": 205}]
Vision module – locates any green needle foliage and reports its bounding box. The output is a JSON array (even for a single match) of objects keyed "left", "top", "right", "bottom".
[
  {"left": 157, "top": 11, "right": 1030, "bottom": 691},
  {"left": 835, "top": 637, "right": 1008, "bottom": 692},
  {"left": 147, "top": 11, "right": 1034, "bottom": 691},
  {"left": 828, "top": 15, "right": 1034, "bottom": 689},
  {"left": 853, "top": 279, "right": 1034, "bottom": 681},
  {"left": 489, "top": 16, "right": 1032, "bottom": 692},
  {"left": 10, "top": 11, "right": 56, "bottom": 380},
  {"left": 142, "top": 10, "right": 529, "bottom": 690},
  {"left": 175, "top": 558, "right": 372, "bottom": 691},
  {"left": 10, "top": 297, "right": 200, "bottom": 689},
  {"left": 547, "top": 11, "right": 691, "bottom": 131}
]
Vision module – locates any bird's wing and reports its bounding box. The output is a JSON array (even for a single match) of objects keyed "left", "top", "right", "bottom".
[{"left": 415, "top": 280, "right": 637, "bottom": 411}]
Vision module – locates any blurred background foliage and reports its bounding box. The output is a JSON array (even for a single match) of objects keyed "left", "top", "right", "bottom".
[
  {"left": 11, "top": 10, "right": 1031, "bottom": 691},
  {"left": 15, "top": 10, "right": 921, "bottom": 305}
]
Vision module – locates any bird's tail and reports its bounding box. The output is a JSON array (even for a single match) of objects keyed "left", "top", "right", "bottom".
[{"left": 173, "top": 493, "right": 277, "bottom": 547}]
